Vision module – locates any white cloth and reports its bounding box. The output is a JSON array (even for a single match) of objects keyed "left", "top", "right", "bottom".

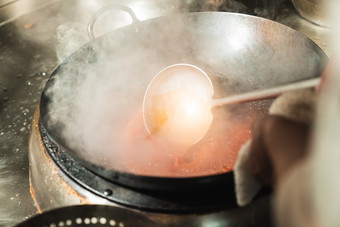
[
  {"left": 234, "top": 88, "right": 317, "bottom": 207},
  {"left": 234, "top": 140, "right": 262, "bottom": 206},
  {"left": 269, "top": 88, "right": 317, "bottom": 125}
]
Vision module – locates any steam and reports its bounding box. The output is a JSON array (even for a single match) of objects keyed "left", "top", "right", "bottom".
[
  {"left": 56, "top": 22, "right": 88, "bottom": 63},
  {"left": 44, "top": 1, "right": 327, "bottom": 176},
  {"left": 47, "top": 1, "right": 194, "bottom": 172},
  {"left": 54, "top": 0, "right": 188, "bottom": 63}
]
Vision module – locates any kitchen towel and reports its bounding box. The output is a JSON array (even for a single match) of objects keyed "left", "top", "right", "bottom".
[{"left": 234, "top": 88, "right": 318, "bottom": 206}]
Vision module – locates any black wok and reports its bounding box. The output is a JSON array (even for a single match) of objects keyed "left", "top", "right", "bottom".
[{"left": 40, "top": 11, "right": 327, "bottom": 193}]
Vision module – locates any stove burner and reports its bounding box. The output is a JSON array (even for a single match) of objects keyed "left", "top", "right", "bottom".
[{"left": 39, "top": 122, "right": 237, "bottom": 213}]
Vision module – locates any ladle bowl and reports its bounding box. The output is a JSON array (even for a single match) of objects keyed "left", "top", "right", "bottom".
[{"left": 143, "top": 64, "right": 214, "bottom": 146}]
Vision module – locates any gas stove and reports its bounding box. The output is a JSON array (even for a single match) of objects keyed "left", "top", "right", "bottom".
[{"left": 0, "top": 0, "right": 329, "bottom": 226}]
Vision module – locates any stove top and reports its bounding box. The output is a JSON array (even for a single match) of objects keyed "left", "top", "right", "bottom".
[{"left": 0, "top": 0, "right": 330, "bottom": 226}]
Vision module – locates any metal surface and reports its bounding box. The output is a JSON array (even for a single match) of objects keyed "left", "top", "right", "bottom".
[
  {"left": 14, "top": 201, "right": 273, "bottom": 227},
  {"left": 29, "top": 104, "right": 112, "bottom": 212},
  {"left": 0, "top": 0, "right": 331, "bottom": 226},
  {"left": 87, "top": 4, "right": 140, "bottom": 41},
  {"left": 0, "top": 0, "right": 204, "bottom": 225},
  {"left": 0, "top": 0, "right": 58, "bottom": 26},
  {"left": 274, "top": 1, "right": 331, "bottom": 55},
  {"left": 292, "top": 0, "right": 328, "bottom": 26},
  {"left": 16, "top": 205, "right": 157, "bottom": 227},
  {"left": 39, "top": 12, "right": 327, "bottom": 190},
  {"left": 0, "top": 1, "right": 64, "bottom": 226}
]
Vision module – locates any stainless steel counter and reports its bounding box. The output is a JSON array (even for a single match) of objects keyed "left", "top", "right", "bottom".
[
  {"left": 0, "top": 1, "right": 60, "bottom": 225},
  {"left": 0, "top": 0, "right": 330, "bottom": 226}
]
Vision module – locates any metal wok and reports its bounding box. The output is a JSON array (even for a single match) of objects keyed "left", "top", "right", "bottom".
[
  {"left": 16, "top": 205, "right": 157, "bottom": 227},
  {"left": 39, "top": 11, "right": 327, "bottom": 193}
]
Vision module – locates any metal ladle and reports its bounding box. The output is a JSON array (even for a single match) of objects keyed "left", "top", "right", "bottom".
[{"left": 143, "top": 64, "right": 320, "bottom": 145}]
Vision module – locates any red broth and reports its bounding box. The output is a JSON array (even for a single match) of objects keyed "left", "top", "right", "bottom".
[{"left": 121, "top": 107, "right": 255, "bottom": 177}]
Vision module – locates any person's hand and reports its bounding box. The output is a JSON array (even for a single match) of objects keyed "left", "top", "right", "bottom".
[{"left": 247, "top": 116, "right": 311, "bottom": 187}]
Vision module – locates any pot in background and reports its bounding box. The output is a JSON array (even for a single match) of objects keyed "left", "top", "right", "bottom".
[{"left": 292, "top": 0, "right": 329, "bottom": 26}]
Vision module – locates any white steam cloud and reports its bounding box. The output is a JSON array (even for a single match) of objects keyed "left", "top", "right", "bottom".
[{"left": 43, "top": 1, "right": 326, "bottom": 177}]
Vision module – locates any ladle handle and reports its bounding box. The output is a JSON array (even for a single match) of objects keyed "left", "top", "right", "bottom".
[
  {"left": 87, "top": 4, "right": 139, "bottom": 41},
  {"left": 212, "top": 77, "right": 320, "bottom": 107}
]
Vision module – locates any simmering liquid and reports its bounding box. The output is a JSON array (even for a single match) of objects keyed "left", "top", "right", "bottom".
[{"left": 121, "top": 107, "right": 256, "bottom": 177}]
